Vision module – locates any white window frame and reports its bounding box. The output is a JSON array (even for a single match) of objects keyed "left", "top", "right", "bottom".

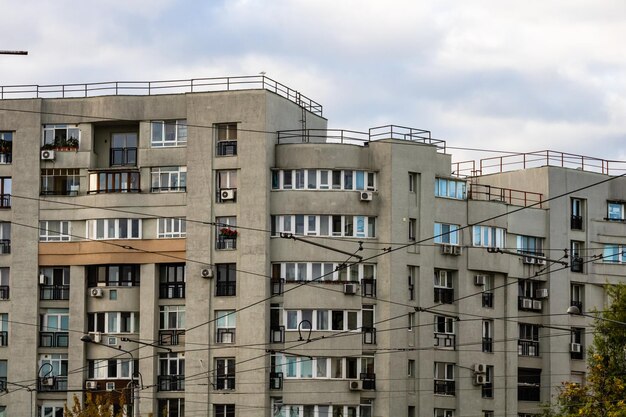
[
  {"left": 473, "top": 225, "right": 506, "bottom": 248},
  {"left": 39, "top": 220, "right": 71, "bottom": 242},
  {"left": 150, "top": 120, "right": 187, "bottom": 147},
  {"left": 151, "top": 166, "right": 187, "bottom": 192},
  {"left": 86, "top": 219, "right": 141, "bottom": 240},
  {"left": 158, "top": 218, "right": 186, "bottom": 238}
]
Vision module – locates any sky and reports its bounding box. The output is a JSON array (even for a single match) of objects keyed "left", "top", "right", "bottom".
[{"left": 1, "top": 0, "right": 626, "bottom": 165}]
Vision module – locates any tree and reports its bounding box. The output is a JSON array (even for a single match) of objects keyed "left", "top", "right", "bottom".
[
  {"left": 64, "top": 392, "right": 127, "bottom": 417},
  {"left": 544, "top": 283, "right": 626, "bottom": 417}
]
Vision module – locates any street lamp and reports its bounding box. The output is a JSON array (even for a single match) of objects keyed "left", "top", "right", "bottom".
[
  {"left": 81, "top": 335, "right": 139, "bottom": 417},
  {"left": 566, "top": 305, "right": 626, "bottom": 326}
]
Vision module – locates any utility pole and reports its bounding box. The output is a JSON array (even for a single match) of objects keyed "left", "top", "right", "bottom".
[{"left": 0, "top": 50, "right": 28, "bottom": 55}]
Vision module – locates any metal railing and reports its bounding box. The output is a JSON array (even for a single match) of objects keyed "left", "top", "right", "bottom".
[
  {"left": 469, "top": 183, "right": 543, "bottom": 208},
  {"left": 0, "top": 75, "right": 323, "bottom": 116},
  {"left": 40, "top": 285, "right": 70, "bottom": 300}
]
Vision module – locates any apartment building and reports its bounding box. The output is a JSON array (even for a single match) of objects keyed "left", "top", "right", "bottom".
[{"left": 0, "top": 76, "right": 624, "bottom": 417}]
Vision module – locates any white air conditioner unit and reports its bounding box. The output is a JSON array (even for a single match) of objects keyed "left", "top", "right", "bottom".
[
  {"left": 90, "top": 288, "right": 104, "bottom": 298},
  {"left": 349, "top": 380, "right": 363, "bottom": 391},
  {"left": 40, "top": 377, "right": 55, "bottom": 387},
  {"left": 105, "top": 382, "right": 116, "bottom": 391},
  {"left": 535, "top": 289, "right": 549, "bottom": 299},
  {"left": 360, "top": 192, "right": 373, "bottom": 201},
  {"left": 474, "top": 374, "right": 486, "bottom": 385},
  {"left": 532, "top": 300, "right": 542, "bottom": 310},
  {"left": 441, "top": 244, "right": 453, "bottom": 255},
  {"left": 473, "top": 363, "right": 487, "bottom": 374},
  {"left": 344, "top": 283, "right": 357, "bottom": 295},
  {"left": 85, "top": 380, "right": 98, "bottom": 390},
  {"left": 221, "top": 189, "right": 235, "bottom": 200},
  {"left": 89, "top": 332, "right": 102, "bottom": 343},
  {"left": 452, "top": 245, "right": 462, "bottom": 256},
  {"left": 522, "top": 298, "right": 533, "bottom": 309},
  {"left": 39, "top": 274, "right": 47, "bottom": 285},
  {"left": 106, "top": 336, "right": 118, "bottom": 346},
  {"left": 201, "top": 267, "right": 214, "bottom": 279},
  {"left": 41, "top": 150, "right": 55, "bottom": 160},
  {"left": 570, "top": 343, "right": 582, "bottom": 353},
  {"left": 474, "top": 275, "right": 486, "bottom": 286}
]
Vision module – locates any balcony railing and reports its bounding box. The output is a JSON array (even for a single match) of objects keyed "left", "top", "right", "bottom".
[
  {"left": 518, "top": 340, "right": 540, "bottom": 357},
  {"left": 361, "top": 278, "right": 376, "bottom": 298},
  {"left": 0, "top": 194, "right": 10, "bottom": 208},
  {"left": 216, "top": 236, "right": 237, "bottom": 250},
  {"left": 216, "top": 281, "right": 236, "bottom": 296},
  {"left": 482, "top": 292, "right": 494, "bottom": 308},
  {"left": 39, "top": 331, "right": 69, "bottom": 347},
  {"left": 482, "top": 337, "right": 493, "bottom": 353},
  {"left": 160, "top": 283, "right": 185, "bottom": 299},
  {"left": 271, "top": 278, "right": 284, "bottom": 296},
  {"left": 270, "top": 326, "right": 284, "bottom": 343},
  {"left": 0, "top": 331, "right": 7, "bottom": 346},
  {"left": 360, "top": 373, "right": 376, "bottom": 390},
  {"left": 269, "top": 372, "right": 283, "bottom": 390},
  {"left": 159, "top": 329, "right": 185, "bottom": 346},
  {"left": 434, "top": 287, "right": 454, "bottom": 304},
  {"left": 217, "top": 140, "right": 237, "bottom": 156},
  {"left": 215, "top": 374, "right": 235, "bottom": 390},
  {"left": 434, "top": 333, "right": 456, "bottom": 349},
  {"left": 571, "top": 215, "right": 583, "bottom": 230},
  {"left": 0, "top": 240, "right": 10, "bottom": 254},
  {"left": 157, "top": 375, "right": 185, "bottom": 391},
  {"left": 40, "top": 285, "right": 70, "bottom": 300},
  {"left": 216, "top": 328, "right": 235, "bottom": 344},
  {"left": 434, "top": 380, "right": 455, "bottom": 396},
  {"left": 37, "top": 376, "right": 68, "bottom": 392},
  {"left": 0, "top": 285, "right": 8, "bottom": 300}
]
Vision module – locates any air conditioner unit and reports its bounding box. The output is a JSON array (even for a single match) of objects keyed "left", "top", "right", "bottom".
[
  {"left": 90, "top": 288, "right": 104, "bottom": 298},
  {"left": 441, "top": 244, "right": 453, "bottom": 255},
  {"left": 89, "top": 332, "right": 102, "bottom": 343},
  {"left": 473, "top": 363, "right": 487, "bottom": 374},
  {"left": 39, "top": 274, "right": 47, "bottom": 285},
  {"left": 532, "top": 300, "right": 543, "bottom": 310},
  {"left": 106, "top": 336, "right": 118, "bottom": 346},
  {"left": 85, "top": 380, "right": 98, "bottom": 390},
  {"left": 221, "top": 189, "right": 235, "bottom": 200},
  {"left": 349, "top": 380, "right": 363, "bottom": 391},
  {"left": 344, "top": 283, "right": 357, "bottom": 295},
  {"left": 105, "top": 382, "right": 116, "bottom": 391},
  {"left": 360, "top": 192, "right": 373, "bottom": 201},
  {"left": 474, "top": 374, "right": 486, "bottom": 385},
  {"left": 521, "top": 298, "right": 533, "bottom": 309},
  {"left": 474, "top": 275, "right": 486, "bottom": 286},
  {"left": 452, "top": 245, "right": 462, "bottom": 256},
  {"left": 40, "top": 377, "right": 55, "bottom": 387},
  {"left": 570, "top": 343, "right": 582, "bottom": 353},
  {"left": 41, "top": 150, "right": 55, "bottom": 160},
  {"left": 201, "top": 267, "right": 214, "bottom": 279},
  {"left": 535, "top": 289, "right": 549, "bottom": 299}
]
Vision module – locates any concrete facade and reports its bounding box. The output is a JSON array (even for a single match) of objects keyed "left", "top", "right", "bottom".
[{"left": 0, "top": 79, "right": 623, "bottom": 417}]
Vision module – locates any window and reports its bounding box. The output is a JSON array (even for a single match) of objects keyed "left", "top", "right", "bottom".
[
  {"left": 38, "top": 354, "right": 68, "bottom": 391},
  {"left": 434, "top": 223, "right": 459, "bottom": 245},
  {"left": 39, "top": 221, "right": 71, "bottom": 242},
  {"left": 216, "top": 310, "right": 236, "bottom": 343},
  {"left": 571, "top": 198, "right": 583, "bottom": 229},
  {"left": 482, "top": 366, "right": 494, "bottom": 398},
  {"left": 571, "top": 328, "right": 584, "bottom": 360},
  {"left": 216, "top": 264, "right": 236, "bottom": 296},
  {"left": 603, "top": 244, "right": 625, "bottom": 263},
  {"left": 518, "top": 368, "right": 541, "bottom": 401},
  {"left": 160, "top": 306, "right": 185, "bottom": 330},
  {"left": 41, "top": 169, "right": 80, "bottom": 196},
  {"left": 42, "top": 124, "right": 79, "bottom": 149},
  {"left": 158, "top": 218, "right": 186, "bottom": 238},
  {"left": 217, "top": 170, "right": 238, "bottom": 202},
  {"left": 272, "top": 215, "right": 376, "bottom": 238},
  {"left": 473, "top": 226, "right": 505, "bottom": 248},
  {"left": 86, "top": 218, "right": 141, "bottom": 239},
  {"left": 434, "top": 362, "right": 455, "bottom": 396},
  {"left": 159, "top": 353, "right": 185, "bottom": 391},
  {"left": 88, "top": 171, "right": 140, "bottom": 194},
  {"left": 0, "top": 131, "right": 12, "bottom": 164},
  {"left": 482, "top": 320, "right": 493, "bottom": 353},
  {"left": 607, "top": 201, "right": 625, "bottom": 221},
  {"left": 89, "top": 358, "right": 135, "bottom": 379},
  {"left": 87, "top": 312, "right": 139, "bottom": 334},
  {"left": 518, "top": 323, "right": 539, "bottom": 356},
  {"left": 159, "top": 264, "right": 185, "bottom": 299},
  {"left": 214, "top": 404, "right": 235, "bottom": 417},
  {"left": 0, "top": 223, "right": 9, "bottom": 254},
  {"left": 158, "top": 398, "right": 185, "bottom": 417},
  {"left": 151, "top": 120, "right": 187, "bottom": 147},
  {"left": 87, "top": 265, "right": 140, "bottom": 287},
  {"left": 215, "top": 358, "right": 236, "bottom": 389},
  {"left": 0, "top": 178, "right": 10, "bottom": 208},
  {"left": 434, "top": 270, "right": 454, "bottom": 304},
  {"left": 517, "top": 235, "right": 543, "bottom": 256},
  {"left": 435, "top": 178, "right": 466, "bottom": 199},
  {"left": 0, "top": 268, "right": 8, "bottom": 300},
  {"left": 151, "top": 167, "right": 186, "bottom": 192},
  {"left": 409, "top": 218, "right": 416, "bottom": 241},
  {"left": 216, "top": 123, "right": 238, "bottom": 156}
]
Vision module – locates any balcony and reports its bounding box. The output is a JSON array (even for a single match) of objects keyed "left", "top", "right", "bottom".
[
  {"left": 0, "top": 195, "right": 10, "bottom": 209},
  {"left": 216, "top": 328, "right": 236, "bottom": 344},
  {"left": 270, "top": 326, "right": 284, "bottom": 343},
  {"left": 0, "top": 240, "right": 10, "bottom": 254},
  {"left": 37, "top": 376, "right": 68, "bottom": 392},
  {"left": 434, "top": 380, "right": 455, "bottom": 396},
  {"left": 215, "top": 374, "right": 235, "bottom": 390},
  {"left": 0, "top": 286, "right": 8, "bottom": 300},
  {"left": 571, "top": 215, "right": 583, "bottom": 230},
  {"left": 39, "top": 331, "right": 69, "bottom": 348},
  {"left": 216, "top": 281, "right": 236, "bottom": 297},
  {"left": 217, "top": 140, "right": 237, "bottom": 156},
  {"left": 160, "top": 283, "right": 185, "bottom": 299},
  {"left": 518, "top": 340, "right": 540, "bottom": 357},
  {"left": 482, "top": 292, "right": 494, "bottom": 308},
  {"left": 361, "top": 279, "right": 376, "bottom": 298},
  {"left": 158, "top": 375, "right": 185, "bottom": 391},
  {"left": 110, "top": 147, "right": 137, "bottom": 167},
  {"left": 482, "top": 337, "right": 493, "bottom": 353},
  {"left": 434, "top": 333, "right": 455, "bottom": 349},
  {"left": 40, "top": 285, "right": 70, "bottom": 301},
  {"left": 0, "top": 331, "right": 7, "bottom": 346},
  {"left": 159, "top": 330, "right": 185, "bottom": 346},
  {"left": 216, "top": 236, "right": 237, "bottom": 250},
  {"left": 434, "top": 287, "right": 454, "bottom": 304},
  {"left": 269, "top": 372, "right": 283, "bottom": 390},
  {"left": 360, "top": 373, "right": 376, "bottom": 390}
]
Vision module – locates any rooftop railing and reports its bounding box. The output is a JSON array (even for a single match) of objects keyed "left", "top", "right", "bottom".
[{"left": 0, "top": 75, "right": 323, "bottom": 116}]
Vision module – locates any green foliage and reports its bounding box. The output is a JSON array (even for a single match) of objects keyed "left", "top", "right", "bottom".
[{"left": 544, "top": 283, "right": 626, "bottom": 417}]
